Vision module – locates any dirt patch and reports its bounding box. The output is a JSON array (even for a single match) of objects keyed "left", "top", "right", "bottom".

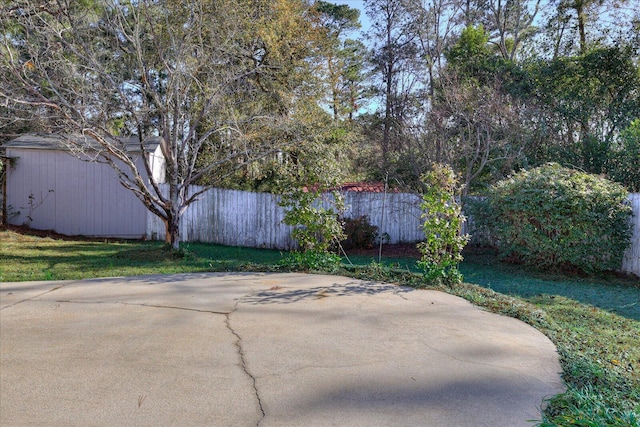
[{"left": 344, "top": 243, "right": 501, "bottom": 261}]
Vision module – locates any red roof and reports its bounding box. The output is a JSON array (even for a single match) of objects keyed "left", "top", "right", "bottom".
[
  {"left": 338, "top": 182, "right": 398, "bottom": 193},
  {"left": 302, "top": 182, "right": 400, "bottom": 193}
]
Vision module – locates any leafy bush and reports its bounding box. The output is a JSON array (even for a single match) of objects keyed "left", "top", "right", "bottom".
[
  {"left": 341, "top": 215, "right": 378, "bottom": 250},
  {"left": 280, "top": 187, "right": 346, "bottom": 254},
  {"left": 606, "top": 119, "right": 640, "bottom": 192},
  {"left": 483, "top": 163, "right": 632, "bottom": 274},
  {"left": 417, "top": 164, "right": 469, "bottom": 285}
]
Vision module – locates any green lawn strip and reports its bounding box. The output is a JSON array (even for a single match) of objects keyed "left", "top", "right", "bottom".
[
  {"left": 0, "top": 231, "right": 285, "bottom": 281},
  {"left": 345, "top": 252, "right": 640, "bottom": 321},
  {"left": 459, "top": 252, "right": 640, "bottom": 321},
  {"left": 1, "top": 230, "right": 639, "bottom": 425},
  {"left": 533, "top": 295, "right": 640, "bottom": 426}
]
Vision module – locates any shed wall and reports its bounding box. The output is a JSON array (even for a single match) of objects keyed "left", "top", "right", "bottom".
[{"left": 6, "top": 148, "right": 149, "bottom": 238}]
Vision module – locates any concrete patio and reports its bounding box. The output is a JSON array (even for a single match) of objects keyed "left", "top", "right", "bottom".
[{"left": 0, "top": 273, "right": 564, "bottom": 426}]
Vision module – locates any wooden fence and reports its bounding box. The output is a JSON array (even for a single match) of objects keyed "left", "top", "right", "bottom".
[
  {"left": 622, "top": 193, "right": 640, "bottom": 276},
  {"left": 146, "top": 186, "right": 426, "bottom": 249},
  {"left": 147, "top": 185, "right": 640, "bottom": 277},
  {"left": 148, "top": 187, "right": 297, "bottom": 249}
]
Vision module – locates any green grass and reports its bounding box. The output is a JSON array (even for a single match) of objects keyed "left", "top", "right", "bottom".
[
  {"left": 345, "top": 251, "right": 640, "bottom": 321},
  {"left": 1, "top": 230, "right": 639, "bottom": 426},
  {"left": 0, "top": 231, "right": 285, "bottom": 281}
]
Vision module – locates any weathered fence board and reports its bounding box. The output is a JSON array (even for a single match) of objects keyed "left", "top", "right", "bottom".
[
  {"left": 342, "top": 191, "right": 424, "bottom": 244},
  {"left": 622, "top": 193, "right": 640, "bottom": 277},
  {"left": 148, "top": 186, "right": 297, "bottom": 249},
  {"left": 146, "top": 185, "right": 640, "bottom": 277},
  {"left": 147, "top": 185, "right": 425, "bottom": 249}
]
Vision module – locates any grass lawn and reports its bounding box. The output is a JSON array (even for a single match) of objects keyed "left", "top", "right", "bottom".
[
  {"left": 1, "top": 229, "right": 639, "bottom": 426},
  {"left": 0, "top": 231, "right": 286, "bottom": 281},
  {"left": 347, "top": 250, "right": 640, "bottom": 320}
]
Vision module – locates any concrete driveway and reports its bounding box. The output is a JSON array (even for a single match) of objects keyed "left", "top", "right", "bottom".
[{"left": 0, "top": 273, "right": 564, "bottom": 426}]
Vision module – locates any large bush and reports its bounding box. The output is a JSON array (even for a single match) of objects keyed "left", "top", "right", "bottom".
[{"left": 483, "top": 163, "right": 632, "bottom": 274}]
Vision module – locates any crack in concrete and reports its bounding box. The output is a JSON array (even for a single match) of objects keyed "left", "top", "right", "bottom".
[
  {"left": 46, "top": 299, "right": 232, "bottom": 315},
  {"left": 393, "top": 288, "right": 409, "bottom": 300},
  {"left": 225, "top": 299, "right": 266, "bottom": 426},
  {"left": 0, "top": 283, "right": 70, "bottom": 310},
  {"left": 48, "top": 295, "right": 267, "bottom": 424},
  {"left": 124, "top": 302, "right": 231, "bottom": 315}
]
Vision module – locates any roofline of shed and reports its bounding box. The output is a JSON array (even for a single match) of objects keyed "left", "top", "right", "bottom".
[{"left": 2, "top": 133, "right": 163, "bottom": 153}]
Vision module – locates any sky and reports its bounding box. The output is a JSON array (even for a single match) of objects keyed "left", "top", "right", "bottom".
[
  {"left": 331, "top": 0, "right": 372, "bottom": 35},
  {"left": 330, "top": 0, "right": 640, "bottom": 47}
]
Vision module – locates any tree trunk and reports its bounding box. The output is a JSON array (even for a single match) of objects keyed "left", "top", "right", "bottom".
[
  {"left": 1, "top": 155, "right": 7, "bottom": 230},
  {"left": 165, "top": 180, "right": 181, "bottom": 251},
  {"left": 577, "top": 4, "right": 587, "bottom": 54},
  {"left": 164, "top": 214, "right": 181, "bottom": 251}
]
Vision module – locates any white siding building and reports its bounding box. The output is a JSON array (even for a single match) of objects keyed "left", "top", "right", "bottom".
[{"left": 3, "top": 133, "right": 165, "bottom": 238}]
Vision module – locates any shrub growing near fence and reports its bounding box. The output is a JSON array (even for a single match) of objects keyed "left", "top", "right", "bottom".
[
  {"left": 341, "top": 215, "right": 379, "bottom": 250},
  {"left": 417, "top": 164, "right": 469, "bottom": 285},
  {"left": 480, "top": 163, "right": 633, "bottom": 274},
  {"left": 280, "top": 187, "right": 345, "bottom": 253}
]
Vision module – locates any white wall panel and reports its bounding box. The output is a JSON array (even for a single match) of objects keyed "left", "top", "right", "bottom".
[{"left": 7, "top": 148, "right": 148, "bottom": 238}]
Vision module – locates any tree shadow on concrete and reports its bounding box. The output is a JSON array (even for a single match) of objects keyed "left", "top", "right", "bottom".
[{"left": 240, "top": 281, "right": 414, "bottom": 305}]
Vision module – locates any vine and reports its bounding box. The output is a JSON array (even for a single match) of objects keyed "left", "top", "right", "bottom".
[{"left": 417, "top": 164, "right": 469, "bottom": 285}]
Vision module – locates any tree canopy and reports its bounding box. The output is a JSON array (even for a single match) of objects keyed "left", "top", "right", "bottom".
[{"left": 1, "top": 0, "right": 348, "bottom": 247}]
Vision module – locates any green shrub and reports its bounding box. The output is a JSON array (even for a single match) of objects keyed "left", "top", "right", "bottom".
[
  {"left": 280, "top": 187, "right": 345, "bottom": 253},
  {"left": 417, "top": 164, "right": 469, "bottom": 285},
  {"left": 483, "top": 163, "right": 632, "bottom": 274},
  {"left": 341, "top": 215, "right": 379, "bottom": 250},
  {"left": 606, "top": 119, "right": 640, "bottom": 192}
]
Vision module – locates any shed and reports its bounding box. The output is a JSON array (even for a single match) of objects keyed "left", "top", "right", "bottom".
[{"left": 2, "top": 133, "right": 165, "bottom": 238}]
